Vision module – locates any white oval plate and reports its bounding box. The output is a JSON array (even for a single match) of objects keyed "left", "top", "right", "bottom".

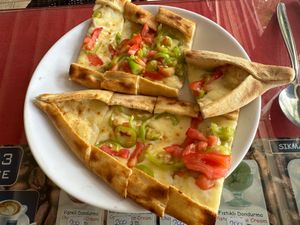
[{"left": 24, "top": 5, "right": 260, "bottom": 212}]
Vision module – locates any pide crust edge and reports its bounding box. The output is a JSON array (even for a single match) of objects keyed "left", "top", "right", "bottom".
[{"left": 34, "top": 90, "right": 221, "bottom": 224}]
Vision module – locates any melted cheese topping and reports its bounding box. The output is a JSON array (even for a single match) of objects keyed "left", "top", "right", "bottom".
[
  {"left": 188, "top": 65, "right": 249, "bottom": 105},
  {"left": 57, "top": 99, "right": 237, "bottom": 212},
  {"left": 77, "top": 5, "right": 124, "bottom": 69},
  {"left": 173, "top": 176, "right": 224, "bottom": 212},
  {"left": 56, "top": 100, "right": 109, "bottom": 144}
]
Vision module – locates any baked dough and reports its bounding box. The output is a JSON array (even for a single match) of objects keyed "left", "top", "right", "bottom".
[
  {"left": 69, "top": 0, "right": 196, "bottom": 97},
  {"left": 35, "top": 89, "right": 238, "bottom": 225},
  {"left": 185, "top": 50, "right": 295, "bottom": 118}
]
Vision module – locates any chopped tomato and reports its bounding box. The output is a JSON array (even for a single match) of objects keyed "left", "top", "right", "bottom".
[
  {"left": 182, "top": 143, "right": 196, "bottom": 156},
  {"left": 117, "top": 39, "right": 130, "bottom": 53},
  {"left": 186, "top": 128, "right": 207, "bottom": 142},
  {"left": 143, "top": 71, "right": 165, "bottom": 80},
  {"left": 141, "top": 23, "right": 150, "bottom": 37},
  {"left": 116, "top": 149, "right": 130, "bottom": 158},
  {"left": 129, "top": 33, "right": 142, "bottom": 46},
  {"left": 195, "top": 174, "right": 216, "bottom": 190},
  {"left": 211, "top": 65, "right": 227, "bottom": 80},
  {"left": 141, "top": 23, "right": 155, "bottom": 44},
  {"left": 207, "top": 135, "right": 218, "bottom": 146},
  {"left": 128, "top": 43, "right": 140, "bottom": 55},
  {"left": 195, "top": 141, "right": 208, "bottom": 152},
  {"left": 147, "top": 50, "right": 157, "bottom": 58},
  {"left": 190, "top": 114, "right": 203, "bottom": 129},
  {"left": 87, "top": 54, "right": 103, "bottom": 66},
  {"left": 108, "top": 44, "right": 117, "bottom": 56},
  {"left": 100, "top": 145, "right": 129, "bottom": 159},
  {"left": 100, "top": 144, "right": 115, "bottom": 155},
  {"left": 83, "top": 27, "right": 103, "bottom": 50},
  {"left": 164, "top": 144, "right": 183, "bottom": 158},
  {"left": 182, "top": 152, "right": 230, "bottom": 179},
  {"left": 127, "top": 142, "right": 145, "bottom": 168},
  {"left": 174, "top": 170, "right": 186, "bottom": 177},
  {"left": 143, "top": 34, "right": 155, "bottom": 44},
  {"left": 189, "top": 80, "right": 205, "bottom": 96}
]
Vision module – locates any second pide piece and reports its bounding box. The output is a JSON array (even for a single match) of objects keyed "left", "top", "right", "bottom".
[
  {"left": 69, "top": 0, "right": 195, "bottom": 97},
  {"left": 185, "top": 50, "right": 295, "bottom": 118},
  {"left": 35, "top": 89, "right": 239, "bottom": 225}
]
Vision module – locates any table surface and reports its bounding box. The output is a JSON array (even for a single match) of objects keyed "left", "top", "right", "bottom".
[{"left": 0, "top": 0, "right": 299, "bottom": 145}]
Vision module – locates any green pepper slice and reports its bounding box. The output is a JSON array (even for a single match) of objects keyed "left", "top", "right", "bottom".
[
  {"left": 115, "top": 125, "right": 137, "bottom": 148},
  {"left": 146, "top": 150, "right": 184, "bottom": 170},
  {"left": 155, "top": 112, "right": 179, "bottom": 126}
]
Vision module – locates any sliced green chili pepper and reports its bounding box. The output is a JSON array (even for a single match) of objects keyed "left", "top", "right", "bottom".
[
  {"left": 115, "top": 125, "right": 137, "bottom": 148},
  {"left": 135, "top": 164, "right": 154, "bottom": 177},
  {"left": 128, "top": 58, "right": 144, "bottom": 75},
  {"left": 146, "top": 150, "right": 184, "bottom": 170},
  {"left": 155, "top": 112, "right": 179, "bottom": 126},
  {"left": 139, "top": 121, "right": 147, "bottom": 141}
]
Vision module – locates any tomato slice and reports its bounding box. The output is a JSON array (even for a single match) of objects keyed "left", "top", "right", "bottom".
[
  {"left": 99, "top": 144, "right": 129, "bottom": 159},
  {"left": 164, "top": 144, "right": 183, "bottom": 158},
  {"left": 195, "top": 174, "right": 216, "bottom": 190},
  {"left": 116, "top": 149, "right": 130, "bottom": 158},
  {"left": 190, "top": 114, "right": 203, "bottom": 129},
  {"left": 127, "top": 142, "right": 145, "bottom": 168},
  {"left": 211, "top": 65, "right": 227, "bottom": 80},
  {"left": 83, "top": 27, "right": 103, "bottom": 50},
  {"left": 108, "top": 44, "right": 117, "bottom": 56},
  {"left": 128, "top": 43, "right": 140, "bottom": 55},
  {"left": 141, "top": 23, "right": 155, "bottom": 44},
  {"left": 87, "top": 54, "right": 103, "bottom": 66},
  {"left": 207, "top": 135, "right": 218, "bottom": 146},
  {"left": 183, "top": 152, "right": 230, "bottom": 179},
  {"left": 182, "top": 143, "right": 196, "bottom": 156},
  {"left": 195, "top": 141, "right": 208, "bottom": 152},
  {"left": 186, "top": 128, "right": 207, "bottom": 142},
  {"left": 141, "top": 23, "right": 150, "bottom": 37},
  {"left": 189, "top": 80, "right": 205, "bottom": 96}
]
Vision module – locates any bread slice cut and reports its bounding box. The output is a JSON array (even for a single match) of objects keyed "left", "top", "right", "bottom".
[
  {"left": 69, "top": 0, "right": 196, "bottom": 97},
  {"left": 35, "top": 89, "right": 239, "bottom": 225},
  {"left": 185, "top": 50, "right": 295, "bottom": 118}
]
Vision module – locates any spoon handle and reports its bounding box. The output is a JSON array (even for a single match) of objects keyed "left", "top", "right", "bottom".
[{"left": 277, "top": 2, "right": 299, "bottom": 84}]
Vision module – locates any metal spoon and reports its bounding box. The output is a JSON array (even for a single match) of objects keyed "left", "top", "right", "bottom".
[{"left": 277, "top": 2, "right": 300, "bottom": 127}]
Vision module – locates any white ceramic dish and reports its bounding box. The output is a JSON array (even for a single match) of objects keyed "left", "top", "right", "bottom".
[{"left": 24, "top": 5, "right": 260, "bottom": 212}]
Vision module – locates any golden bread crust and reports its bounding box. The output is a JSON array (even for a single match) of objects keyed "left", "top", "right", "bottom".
[
  {"left": 166, "top": 186, "right": 216, "bottom": 225},
  {"left": 109, "top": 93, "right": 157, "bottom": 112},
  {"left": 102, "top": 71, "right": 139, "bottom": 95},
  {"left": 35, "top": 90, "right": 229, "bottom": 224},
  {"left": 185, "top": 50, "right": 295, "bottom": 118},
  {"left": 156, "top": 7, "right": 195, "bottom": 43},
  {"left": 89, "top": 146, "right": 132, "bottom": 197},
  {"left": 69, "top": 63, "right": 104, "bottom": 89},
  {"left": 127, "top": 168, "right": 169, "bottom": 216},
  {"left": 154, "top": 96, "right": 199, "bottom": 117},
  {"left": 137, "top": 77, "right": 179, "bottom": 97},
  {"left": 34, "top": 100, "right": 91, "bottom": 164},
  {"left": 124, "top": 1, "right": 157, "bottom": 30}
]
